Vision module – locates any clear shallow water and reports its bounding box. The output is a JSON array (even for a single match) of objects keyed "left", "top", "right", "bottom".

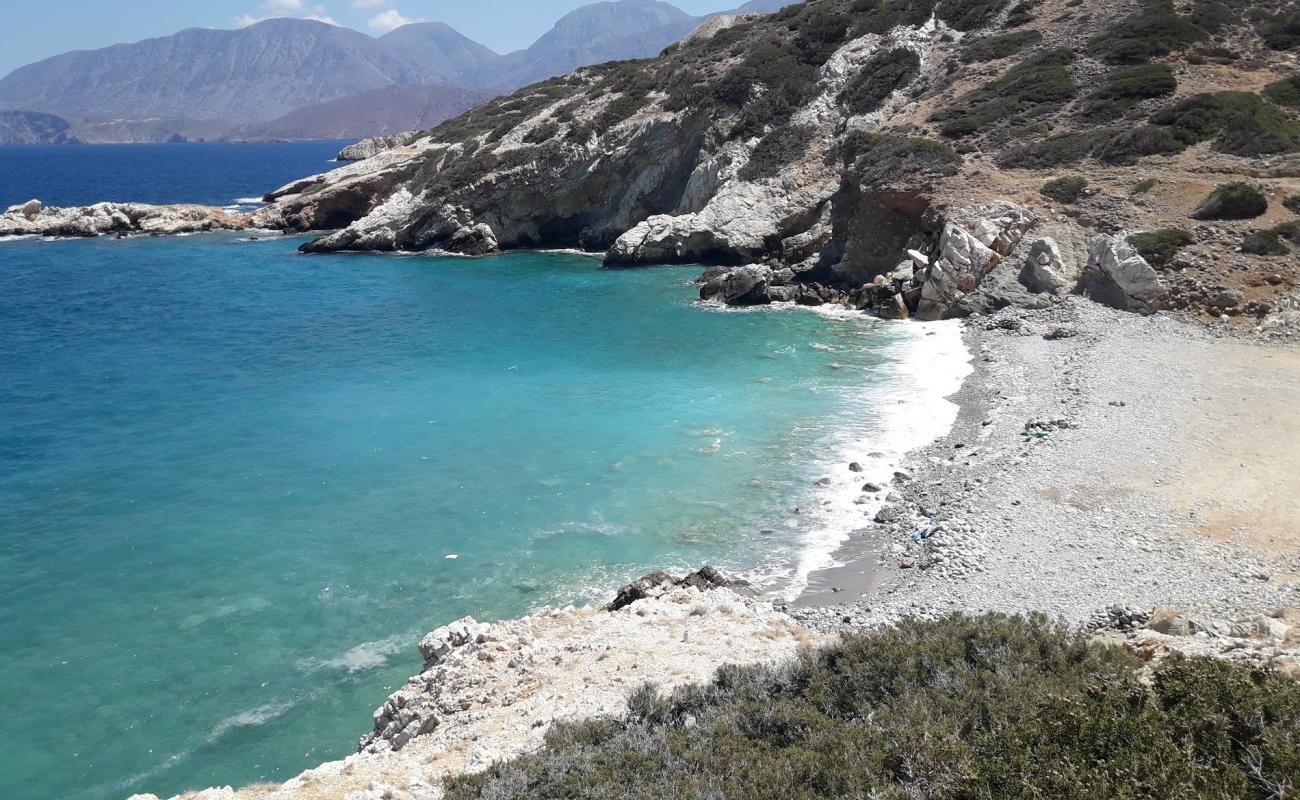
[
  {"left": 0, "top": 230, "right": 958, "bottom": 800},
  {"left": 0, "top": 140, "right": 351, "bottom": 208}
]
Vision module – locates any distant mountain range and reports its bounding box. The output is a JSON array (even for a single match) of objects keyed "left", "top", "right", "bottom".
[{"left": 0, "top": 0, "right": 800, "bottom": 145}]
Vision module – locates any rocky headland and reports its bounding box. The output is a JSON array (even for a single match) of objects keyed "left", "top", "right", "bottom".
[{"left": 228, "top": 0, "right": 1297, "bottom": 327}]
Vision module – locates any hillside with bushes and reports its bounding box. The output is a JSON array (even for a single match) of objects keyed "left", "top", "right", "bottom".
[
  {"left": 448, "top": 614, "right": 1300, "bottom": 800},
  {"left": 249, "top": 0, "right": 1295, "bottom": 320}
]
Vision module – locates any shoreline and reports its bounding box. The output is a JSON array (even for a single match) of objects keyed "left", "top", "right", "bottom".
[
  {"left": 782, "top": 312, "right": 972, "bottom": 601},
  {"left": 791, "top": 296, "right": 1300, "bottom": 628},
  {"left": 124, "top": 296, "right": 1300, "bottom": 800}
]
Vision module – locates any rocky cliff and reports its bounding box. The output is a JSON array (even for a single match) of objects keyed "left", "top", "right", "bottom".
[
  {"left": 257, "top": 0, "right": 1299, "bottom": 322},
  {"left": 0, "top": 110, "right": 81, "bottom": 144}
]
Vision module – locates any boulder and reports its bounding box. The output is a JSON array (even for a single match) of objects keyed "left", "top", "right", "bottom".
[
  {"left": 604, "top": 566, "right": 746, "bottom": 611},
  {"left": 1078, "top": 235, "right": 1167, "bottom": 312},
  {"left": 417, "top": 616, "right": 484, "bottom": 670},
  {"left": 874, "top": 505, "right": 903, "bottom": 523},
  {"left": 445, "top": 222, "right": 498, "bottom": 256},
  {"left": 1019, "top": 237, "right": 1069, "bottom": 293},
  {"left": 698, "top": 265, "right": 773, "bottom": 305},
  {"left": 914, "top": 223, "right": 999, "bottom": 320},
  {"left": 15, "top": 199, "right": 41, "bottom": 220}
]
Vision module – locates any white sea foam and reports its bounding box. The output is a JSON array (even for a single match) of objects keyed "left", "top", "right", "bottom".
[
  {"left": 232, "top": 197, "right": 264, "bottom": 204},
  {"left": 299, "top": 635, "right": 408, "bottom": 674},
  {"left": 700, "top": 304, "right": 970, "bottom": 599},
  {"left": 536, "top": 248, "right": 603, "bottom": 258},
  {"left": 773, "top": 318, "right": 971, "bottom": 599},
  {"left": 0, "top": 234, "right": 38, "bottom": 243},
  {"left": 208, "top": 700, "right": 297, "bottom": 742}
]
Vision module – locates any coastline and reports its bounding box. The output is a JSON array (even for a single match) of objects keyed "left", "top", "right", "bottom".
[
  {"left": 124, "top": 296, "right": 1300, "bottom": 800},
  {"left": 783, "top": 311, "right": 972, "bottom": 601},
  {"left": 791, "top": 296, "right": 1300, "bottom": 628}
]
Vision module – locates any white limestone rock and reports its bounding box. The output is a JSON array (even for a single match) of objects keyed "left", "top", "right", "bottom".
[
  {"left": 1020, "top": 237, "right": 1070, "bottom": 293},
  {"left": 1081, "top": 235, "right": 1167, "bottom": 311}
]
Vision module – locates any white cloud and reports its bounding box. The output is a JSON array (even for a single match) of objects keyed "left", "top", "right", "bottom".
[
  {"left": 367, "top": 8, "right": 422, "bottom": 32},
  {"left": 235, "top": 0, "right": 339, "bottom": 27},
  {"left": 352, "top": 0, "right": 390, "bottom": 8}
]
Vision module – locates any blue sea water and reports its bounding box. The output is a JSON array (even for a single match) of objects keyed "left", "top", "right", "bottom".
[
  {"left": 0, "top": 144, "right": 965, "bottom": 800},
  {"left": 0, "top": 140, "right": 351, "bottom": 208}
]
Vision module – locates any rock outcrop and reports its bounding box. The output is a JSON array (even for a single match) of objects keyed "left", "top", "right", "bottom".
[
  {"left": 128, "top": 571, "right": 817, "bottom": 800},
  {"left": 0, "top": 201, "right": 247, "bottom": 238},
  {"left": 1020, "top": 237, "right": 1070, "bottom": 293},
  {"left": 338, "top": 131, "right": 423, "bottom": 161},
  {"left": 1077, "top": 235, "right": 1168, "bottom": 312},
  {"left": 695, "top": 202, "right": 1040, "bottom": 318}
]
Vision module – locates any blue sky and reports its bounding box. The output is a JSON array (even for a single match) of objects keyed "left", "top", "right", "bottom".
[{"left": 0, "top": 0, "right": 746, "bottom": 78}]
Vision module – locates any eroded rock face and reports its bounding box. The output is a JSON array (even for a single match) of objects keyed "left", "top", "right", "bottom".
[
  {"left": 1078, "top": 235, "right": 1167, "bottom": 312},
  {"left": 910, "top": 204, "right": 1040, "bottom": 320},
  {"left": 0, "top": 201, "right": 247, "bottom": 238}
]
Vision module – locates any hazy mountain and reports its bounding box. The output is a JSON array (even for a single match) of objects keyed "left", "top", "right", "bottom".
[
  {"left": 243, "top": 84, "right": 499, "bottom": 140},
  {"left": 487, "top": 0, "right": 701, "bottom": 88},
  {"left": 0, "top": 19, "right": 452, "bottom": 125},
  {"left": 731, "top": 0, "right": 800, "bottom": 11},
  {"left": 377, "top": 23, "right": 501, "bottom": 84},
  {"left": 0, "top": 110, "right": 81, "bottom": 144},
  {"left": 0, "top": 0, "right": 799, "bottom": 142}
]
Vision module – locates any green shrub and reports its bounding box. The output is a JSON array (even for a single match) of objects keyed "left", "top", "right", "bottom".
[
  {"left": 739, "top": 124, "right": 816, "bottom": 180},
  {"left": 1286, "top": 194, "right": 1300, "bottom": 215},
  {"left": 932, "top": 48, "right": 1077, "bottom": 137},
  {"left": 1150, "top": 91, "right": 1300, "bottom": 157},
  {"left": 840, "top": 48, "right": 921, "bottom": 115},
  {"left": 1039, "top": 175, "right": 1088, "bottom": 202},
  {"left": 1242, "top": 221, "right": 1300, "bottom": 254},
  {"left": 851, "top": 0, "right": 940, "bottom": 37},
  {"left": 936, "top": 0, "right": 1012, "bottom": 31},
  {"left": 565, "top": 122, "right": 594, "bottom": 144},
  {"left": 841, "top": 131, "right": 963, "bottom": 189},
  {"left": 1127, "top": 228, "right": 1194, "bottom": 266},
  {"left": 1257, "top": 8, "right": 1300, "bottom": 50},
  {"left": 522, "top": 120, "right": 559, "bottom": 144},
  {"left": 997, "top": 131, "right": 1103, "bottom": 168},
  {"left": 660, "top": 69, "right": 709, "bottom": 112},
  {"left": 594, "top": 91, "right": 648, "bottom": 131},
  {"left": 1095, "top": 124, "right": 1188, "bottom": 164},
  {"left": 1190, "top": 182, "right": 1269, "bottom": 220},
  {"left": 960, "top": 29, "right": 1042, "bottom": 63},
  {"left": 1087, "top": 0, "right": 1226, "bottom": 63},
  {"left": 445, "top": 614, "right": 1300, "bottom": 800},
  {"left": 1003, "top": 0, "right": 1042, "bottom": 27},
  {"left": 1133, "top": 177, "right": 1159, "bottom": 194},
  {"left": 1077, "top": 63, "right": 1177, "bottom": 122},
  {"left": 1263, "top": 75, "right": 1300, "bottom": 108}
]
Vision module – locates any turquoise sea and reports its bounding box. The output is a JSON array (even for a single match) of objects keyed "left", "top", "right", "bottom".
[{"left": 0, "top": 144, "right": 965, "bottom": 800}]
